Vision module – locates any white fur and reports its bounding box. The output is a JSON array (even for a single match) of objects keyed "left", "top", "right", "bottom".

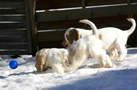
[
  {"left": 63, "top": 26, "right": 117, "bottom": 60},
  {"left": 35, "top": 20, "right": 114, "bottom": 74},
  {"left": 64, "top": 27, "right": 92, "bottom": 47},
  {"left": 63, "top": 33, "right": 113, "bottom": 72},
  {"left": 63, "top": 18, "right": 136, "bottom": 61},
  {"left": 36, "top": 48, "right": 69, "bottom": 74},
  {"left": 63, "top": 22, "right": 113, "bottom": 72},
  {"left": 80, "top": 18, "right": 136, "bottom": 61}
]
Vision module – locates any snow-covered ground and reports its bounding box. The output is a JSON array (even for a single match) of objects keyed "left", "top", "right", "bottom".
[{"left": 0, "top": 48, "right": 137, "bottom": 90}]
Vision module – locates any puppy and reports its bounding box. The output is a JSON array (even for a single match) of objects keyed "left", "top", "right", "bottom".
[
  {"left": 80, "top": 18, "right": 136, "bottom": 62},
  {"left": 35, "top": 48, "right": 69, "bottom": 74},
  {"left": 62, "top": 27, "right": 92, "bottom": 47},
  {"left": 62, "top": 25, "right": 117, "bottom": 61},
  {"left": 63, "top": 21, "right": 113, "bottom": 72},
  {"left": 35, "top": 21, "right": 113, "bottom": 74},
  {"left": 62, "top": 18, "right": 136, "bottom": 61}
]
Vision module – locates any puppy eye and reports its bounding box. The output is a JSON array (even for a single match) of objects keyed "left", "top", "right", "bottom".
[{"left": 65, "top": 44, "right": 68, "bottom": 47}]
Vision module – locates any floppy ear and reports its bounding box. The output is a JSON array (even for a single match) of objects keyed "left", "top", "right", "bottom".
[
  {"left": 35, "top": 49, "right": 47, "bottom": 72},
  {"left": 62, "top": 39, "right": 66, "bottom": 47},
  {"left": 68, "top": 29, "right": 80, "bottom": 44}
]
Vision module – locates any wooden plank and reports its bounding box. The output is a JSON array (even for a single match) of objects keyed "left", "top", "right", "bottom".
[
  {"left": 0, "top": 39, "right": 26, "bottom": 43},
  {"left": 37, "top": 15, "right": 137, "bottom": 30},
  {"left": 36, "top": 4, "right": 137, "bottom": 23},
  {"left": 86, "top": 0, "right": 137, "bottom": 6},
  {"left": 37, "top": 20, "right": 79, "bottom": 30},
  {"left": 82, "top": 0, "right": 86, "bottom": 8},
  {"left": 0, "top": 16, "right": 25, "bottom": 21},
  {"left": 36, "top": 0, "right": 137, "bottom": 10},
  {"left": 38, "top": 29, "right": 137, "bottom": 49},
  {"left": 0, "top": 43, "right": 28, "bottom": 49},
  {"left": 0, "top": 29, "right": 26, "bottom": 35},
  {"left": 24, "top": 0, "right": 38, "bottom": 55},
  {"left": 24, "top": 0, "right": 34, "bottom": 54},
  {"left": 0, "top": 2, "right": 24, "bottom": 9},
  {"left": 38, "top": 31, "right": 65, "bottom": 42},
  {"left": 0, "top": 37, "right": 26, "bottom": 43},
  {"left": 0, "top": 51, "right": 28, "bottom": 55},
  {"left": 0, "top": 9, "right": 25, "bottom": 14},
  {"left": 0, "top": 22, "right": 26, "bottom": 29},
  {"left": 36, "top": 0, "right": 81, "bottom": 10},
  {"left": 0, "top": 0, "right": 23, "bottom": 1},
  {"left": 39, "top": 41, "right": 64, "bottom": 49}
]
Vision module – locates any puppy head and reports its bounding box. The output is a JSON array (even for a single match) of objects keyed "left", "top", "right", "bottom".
[
  {"left": 35, "top": 49, "right": 47, "bottom": 73},
  {"left": 62, "top": 28, "right": 80, "bottom": 47}
]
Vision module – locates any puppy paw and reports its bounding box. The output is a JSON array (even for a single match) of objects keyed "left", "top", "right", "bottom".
[
  {"left": 98, "top": 65, "right": 104, "bottom": 68},
  {"left": 110, "top": 56, "right": 114, "bottom": 61},
  {"left": 105, "top": 64, "right": 113, "bottom": 68},
  {"left": 107, "top": 65, "right": 113, "bottom": 68},
  {"left": 116, "top": 58, "right": 123, "bottom": 62}
]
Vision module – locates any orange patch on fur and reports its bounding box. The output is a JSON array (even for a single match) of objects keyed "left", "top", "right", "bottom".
[
  {"left": 99, "top": 34, "right": 102, "bottom": 40},
  {"left": 35, "top": 50, "right": 47, "bottom": 72}
]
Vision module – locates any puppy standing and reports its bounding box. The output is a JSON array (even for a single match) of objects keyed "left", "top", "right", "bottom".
[{"left": 80, "top": 18, "right": 136, "bottom": 62}]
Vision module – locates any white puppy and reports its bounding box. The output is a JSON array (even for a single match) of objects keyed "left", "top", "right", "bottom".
[
  {"left": 80, "top": 18, "right": 136, "bottom": 62},
  {"left": 62, "top": 18, "right": 136, "bottom": 61},
  {"left": 35, "top": 48, "right": 69, "bottom": 74},
  {"left": 62, "top": 27, "right": 92, "bottom": 47},
  {"left": 63, "top": 21, "right": 113, "bottom": 72},
  {"left": 35, "top": 21, "right": 113, "bottom": 74},
  {"left": 62, "top": 26, "right": 117, "bottom": 61}
]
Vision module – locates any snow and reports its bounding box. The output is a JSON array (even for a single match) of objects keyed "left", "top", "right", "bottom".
[{"left": 0, "top": 48, "right": 137, "bottom": 90}]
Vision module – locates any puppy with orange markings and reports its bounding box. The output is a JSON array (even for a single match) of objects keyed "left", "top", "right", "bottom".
[
  {"left": 35, "top": 20, "right": 113, "bottom": 74},
  {"left": 35, "top": 48, "right": 69, "bottom": 74}
]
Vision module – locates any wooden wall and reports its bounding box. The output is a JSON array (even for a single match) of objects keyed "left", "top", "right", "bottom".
[
  {"left": 0, "top": 0, "right": 32, "bottom": 55},
  {"left": 1, "top": 0, "right": 136, "bottom": 55},
  {"left": 35, "top": 0, "right": 137, "bottom": 49}
]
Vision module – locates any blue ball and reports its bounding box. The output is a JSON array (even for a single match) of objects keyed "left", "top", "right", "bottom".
[{"left": 9, "top": 60, "right": 18, "bottom": 69}]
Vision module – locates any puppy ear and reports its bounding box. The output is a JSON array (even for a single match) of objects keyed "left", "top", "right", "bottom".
[
  {"left": 35, "top": 50, "right": 46, "bottom": 72},
  {"left": 69, "top": 29, "right": 79, "bottom": 44},
  {"left": 62, "top": 39, "right": 66, "bottom": 47}
]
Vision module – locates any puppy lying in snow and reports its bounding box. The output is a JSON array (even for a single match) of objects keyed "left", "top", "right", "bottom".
[
  {"left": 35, "top": 48, "right": 69, "bottom": 74},
  {"left": 35, "top": 21, "right": 113, "bottom": 74},
  {"left": 62, "top": 18, "right": 136, "bottom": 61}
]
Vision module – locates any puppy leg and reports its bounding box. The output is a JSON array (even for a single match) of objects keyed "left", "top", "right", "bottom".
[
  {"left": 105, "top": 54, "right": 113, "bottom": 68},
  {"left": 109, "top": 49, "right": 118, "bottom": 60},
  {"left": 116, "top": 46, "right": 127, "bottom": 62},
  {"left": 97, "top": 56, "right": 106, "bottom": 68},
  {"left": 52, "top": 64, "right": 65, "bottom": 74},
  {"left": 44, "top": 65, "right": 64, "bottom": 74},
  {"left": 97, "top": 50, "right": 113, "bottom": 68}
]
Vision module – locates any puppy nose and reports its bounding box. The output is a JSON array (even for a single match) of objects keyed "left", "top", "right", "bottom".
[{"left": 65, "top": 44, "right": 68, "bottom": 47}]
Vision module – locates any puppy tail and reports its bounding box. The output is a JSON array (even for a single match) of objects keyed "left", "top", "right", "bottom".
[
  {"left": 79, "top": 19, "right": 99, "bottom": 38},
  {"left": 126, "top": 18, "right": 136, "bottom": 36}
]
